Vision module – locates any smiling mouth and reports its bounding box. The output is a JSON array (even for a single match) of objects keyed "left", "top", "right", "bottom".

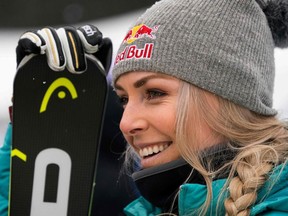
[{"left": 139, "top": 142, "right": 171, "bottom": 158}]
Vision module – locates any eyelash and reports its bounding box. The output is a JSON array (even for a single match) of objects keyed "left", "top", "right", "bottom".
[
  {"left": 146, "top": 89, "right": 166, "bottom": 100},
  {"left": 118, "top": 89, "right": 166, "bottom": 107}
]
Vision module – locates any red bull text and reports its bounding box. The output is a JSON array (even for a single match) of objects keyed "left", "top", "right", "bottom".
[
  {"left": 115, "top": 43, "right": 154, "bottom": 64},
  {"left": 115, "top": 24, "right": 159, "bottom": 65}
]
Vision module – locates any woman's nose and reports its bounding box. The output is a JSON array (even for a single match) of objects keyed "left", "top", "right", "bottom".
[{"left": 119, "top": 104, "right": 148, "bottom": 136}]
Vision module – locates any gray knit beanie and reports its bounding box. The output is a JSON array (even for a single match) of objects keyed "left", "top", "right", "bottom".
[{"left": 112, "top": 0, "right": 288, "bottom": 116}]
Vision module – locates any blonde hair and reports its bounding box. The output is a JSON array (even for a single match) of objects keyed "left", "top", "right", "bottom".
[{"left": 176, "top": 81, "right": 288, "bottom": 215}]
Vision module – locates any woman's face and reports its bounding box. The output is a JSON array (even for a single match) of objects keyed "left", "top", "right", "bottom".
[
  {"left": 115, "top": 71, "right": 222, "bottom": 169},
  {"left": 115, "top": 71, "right": 180, "bottom": 168}
]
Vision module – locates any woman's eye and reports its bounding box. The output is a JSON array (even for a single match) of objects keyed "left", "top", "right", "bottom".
[
  {"left": 118, "top": 96, "right": 128, "bottom": 107},
  {"left": 146, "top": 89, "right": 166, "bottom": 100}
]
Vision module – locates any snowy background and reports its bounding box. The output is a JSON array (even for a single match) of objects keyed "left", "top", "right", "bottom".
[{"left": 0, "top": 10, "right": 288, "bottom": 144}]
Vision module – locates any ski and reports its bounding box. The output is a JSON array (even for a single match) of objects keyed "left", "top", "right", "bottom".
[{"left": 9, "top": 54, "right": 108, "bottom": 216}]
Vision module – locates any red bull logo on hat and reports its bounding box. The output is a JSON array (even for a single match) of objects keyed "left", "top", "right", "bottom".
[
  {"left": 115, "top": 24, "right": 159, "bottom": 65},
  {"left": 122, "top": 24, "right": 159, "bottom": 44}
]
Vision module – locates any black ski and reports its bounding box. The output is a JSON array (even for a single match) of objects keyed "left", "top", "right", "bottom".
[{"left": 9, "top": 54, "right": 108, "bottom": 216}]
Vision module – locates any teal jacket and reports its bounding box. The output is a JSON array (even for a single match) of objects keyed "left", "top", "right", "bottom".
[
  {"left": 124, "top": 163, "right": 288, "bottom": 216},
  {"left": 0, "top": 124, "right": 11, "bottom": 216}
]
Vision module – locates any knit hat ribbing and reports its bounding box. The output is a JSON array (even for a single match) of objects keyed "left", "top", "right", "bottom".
[{"left": 112, "top": 0, "right": 287, "bottom": 116}]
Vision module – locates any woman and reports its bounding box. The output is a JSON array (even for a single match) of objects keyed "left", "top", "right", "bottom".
[
  {"left": 111, "top": 0, "right": 288, "bottom": 215},
  {"left": 1, "top": 0, "right": 288, "bottom": 215}
]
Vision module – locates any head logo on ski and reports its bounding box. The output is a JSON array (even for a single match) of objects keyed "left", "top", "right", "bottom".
[{"left": 40, "top": 77, "right": 78, "bottom": 113}]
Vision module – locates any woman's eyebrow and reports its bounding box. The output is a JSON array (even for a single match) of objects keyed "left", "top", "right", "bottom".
[
  {"left": 114, "top": 84, "right": 123, "bottom": 91},
  {"left": 114, "top": 74, "right": 171, "bottom": 90},
  {"left": 133, "top": 74, "right": 167, "bottom": 88}
]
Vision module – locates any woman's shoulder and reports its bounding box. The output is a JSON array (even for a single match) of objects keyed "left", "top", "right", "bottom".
[
  {"left": 123, "top": 196, "right": 162, "bottom": 216},
  {"left": 0, "top": 124, "right": 12, "bottom": 216},
  {"left": 251, "top": 163, "right": 288, "bottom": 215}
]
